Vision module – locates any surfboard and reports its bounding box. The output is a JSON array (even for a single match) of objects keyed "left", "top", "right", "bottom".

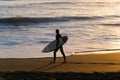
[{"left": 42, "top": 36, "right": 68, "bottom": 53}]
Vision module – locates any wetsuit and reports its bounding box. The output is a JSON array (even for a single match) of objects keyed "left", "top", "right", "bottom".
[{"left": 53, "top": 34, "right": 66, "bottom": 62}]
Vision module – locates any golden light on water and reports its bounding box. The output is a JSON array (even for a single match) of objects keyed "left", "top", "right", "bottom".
[{"left": 0, "top": 0, "right": 120, "bottom": 58}]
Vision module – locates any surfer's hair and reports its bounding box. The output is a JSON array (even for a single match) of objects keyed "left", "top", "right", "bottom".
[{"left": 56, "top": 29, "right": 60, "bottom": 34}]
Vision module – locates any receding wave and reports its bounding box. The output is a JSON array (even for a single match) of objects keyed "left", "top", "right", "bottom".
[
  {"left": 75, "top": 49, "right": 120, "bottom": 54},
  {"left": 101, "top": 23, "right": 120, "bottom": 26},
  {"left": 0, "top": 16, "right": 104, "bottom": 25},
  {"left": 42, "top": 2, "right": 75, "bottom": 5}
]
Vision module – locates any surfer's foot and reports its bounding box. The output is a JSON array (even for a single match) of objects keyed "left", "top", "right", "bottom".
[
  {"left": 62, "top": 61, "right": 66, "bottom": 63},
  {"left": 50, "top": 61, "right": 56, "bottom": 64}
]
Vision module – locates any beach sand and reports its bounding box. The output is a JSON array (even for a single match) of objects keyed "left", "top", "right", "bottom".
[
  {"left": 0, "top": 52, "right": 120, "bottom": 80},
  {"left": 0, "top": 51, "right": 120, "bottom": 73}
]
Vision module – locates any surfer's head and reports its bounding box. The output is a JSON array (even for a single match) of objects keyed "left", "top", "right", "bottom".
[{"left": 56, "top": 29, "right": 60, "bottom": 34}]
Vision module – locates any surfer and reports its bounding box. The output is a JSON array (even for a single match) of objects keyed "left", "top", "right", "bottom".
[{"left": 53, "top": 29, "right": 66, "bottom": 63}]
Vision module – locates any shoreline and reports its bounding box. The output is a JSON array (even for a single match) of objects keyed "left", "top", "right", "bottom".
[
  {"left": 73, "top": 49, "right": 120, "bottom": 55},
  {"left": 0, "top": 49, "right": 120, "bottom": 59}
]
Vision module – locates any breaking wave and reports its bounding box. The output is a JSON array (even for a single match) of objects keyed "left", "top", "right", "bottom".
[
  {"left": 0, "top": 16, "right": 105, "bottom": 25},
  {"left": 0, "top": 15, "right": 119, "bottom": 29}
]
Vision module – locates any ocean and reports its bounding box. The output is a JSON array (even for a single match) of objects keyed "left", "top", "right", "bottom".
[{"left": 0, "top": 0, "right": 120, "bottom": 58}]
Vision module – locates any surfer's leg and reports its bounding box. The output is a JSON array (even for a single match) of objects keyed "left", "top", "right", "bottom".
[
  {"left": 60, "top": 46, "right": 66, "bottom": 63},
  {"left": 53, "top": 48, "right": 59, "bottom": 63}
]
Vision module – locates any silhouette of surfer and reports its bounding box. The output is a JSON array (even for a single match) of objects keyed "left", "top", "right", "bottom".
[{"left": 53, "top": 29, "right": 66, "bottom": 63}]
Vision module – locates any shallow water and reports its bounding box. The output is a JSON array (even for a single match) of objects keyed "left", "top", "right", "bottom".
[{"left": 0, "top": 0, "right": 120, "bottom": 58}]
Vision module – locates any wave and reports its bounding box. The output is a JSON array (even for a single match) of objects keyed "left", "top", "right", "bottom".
[
  {"left": 37, "top": 1, "right": 120, "bottom": 7},
  {"left": 42, "top": 1, "right": 75, "bottom": 5},
  {"left": 0, "top": 16, "right": 104, "bottom": 25},
  {"left": 0, "top": 15, "right": 119, "bottom": 26},
  {"left": 101, "top": 23, "right": 120, "bottom": 26},
  {"left": 75, "top": 49, "right": 120, "bottom": 54}
]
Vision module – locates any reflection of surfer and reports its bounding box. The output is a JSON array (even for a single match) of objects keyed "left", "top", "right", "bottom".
[{"left": 53, "top": 29, "right": 66, "bottom": 63}]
